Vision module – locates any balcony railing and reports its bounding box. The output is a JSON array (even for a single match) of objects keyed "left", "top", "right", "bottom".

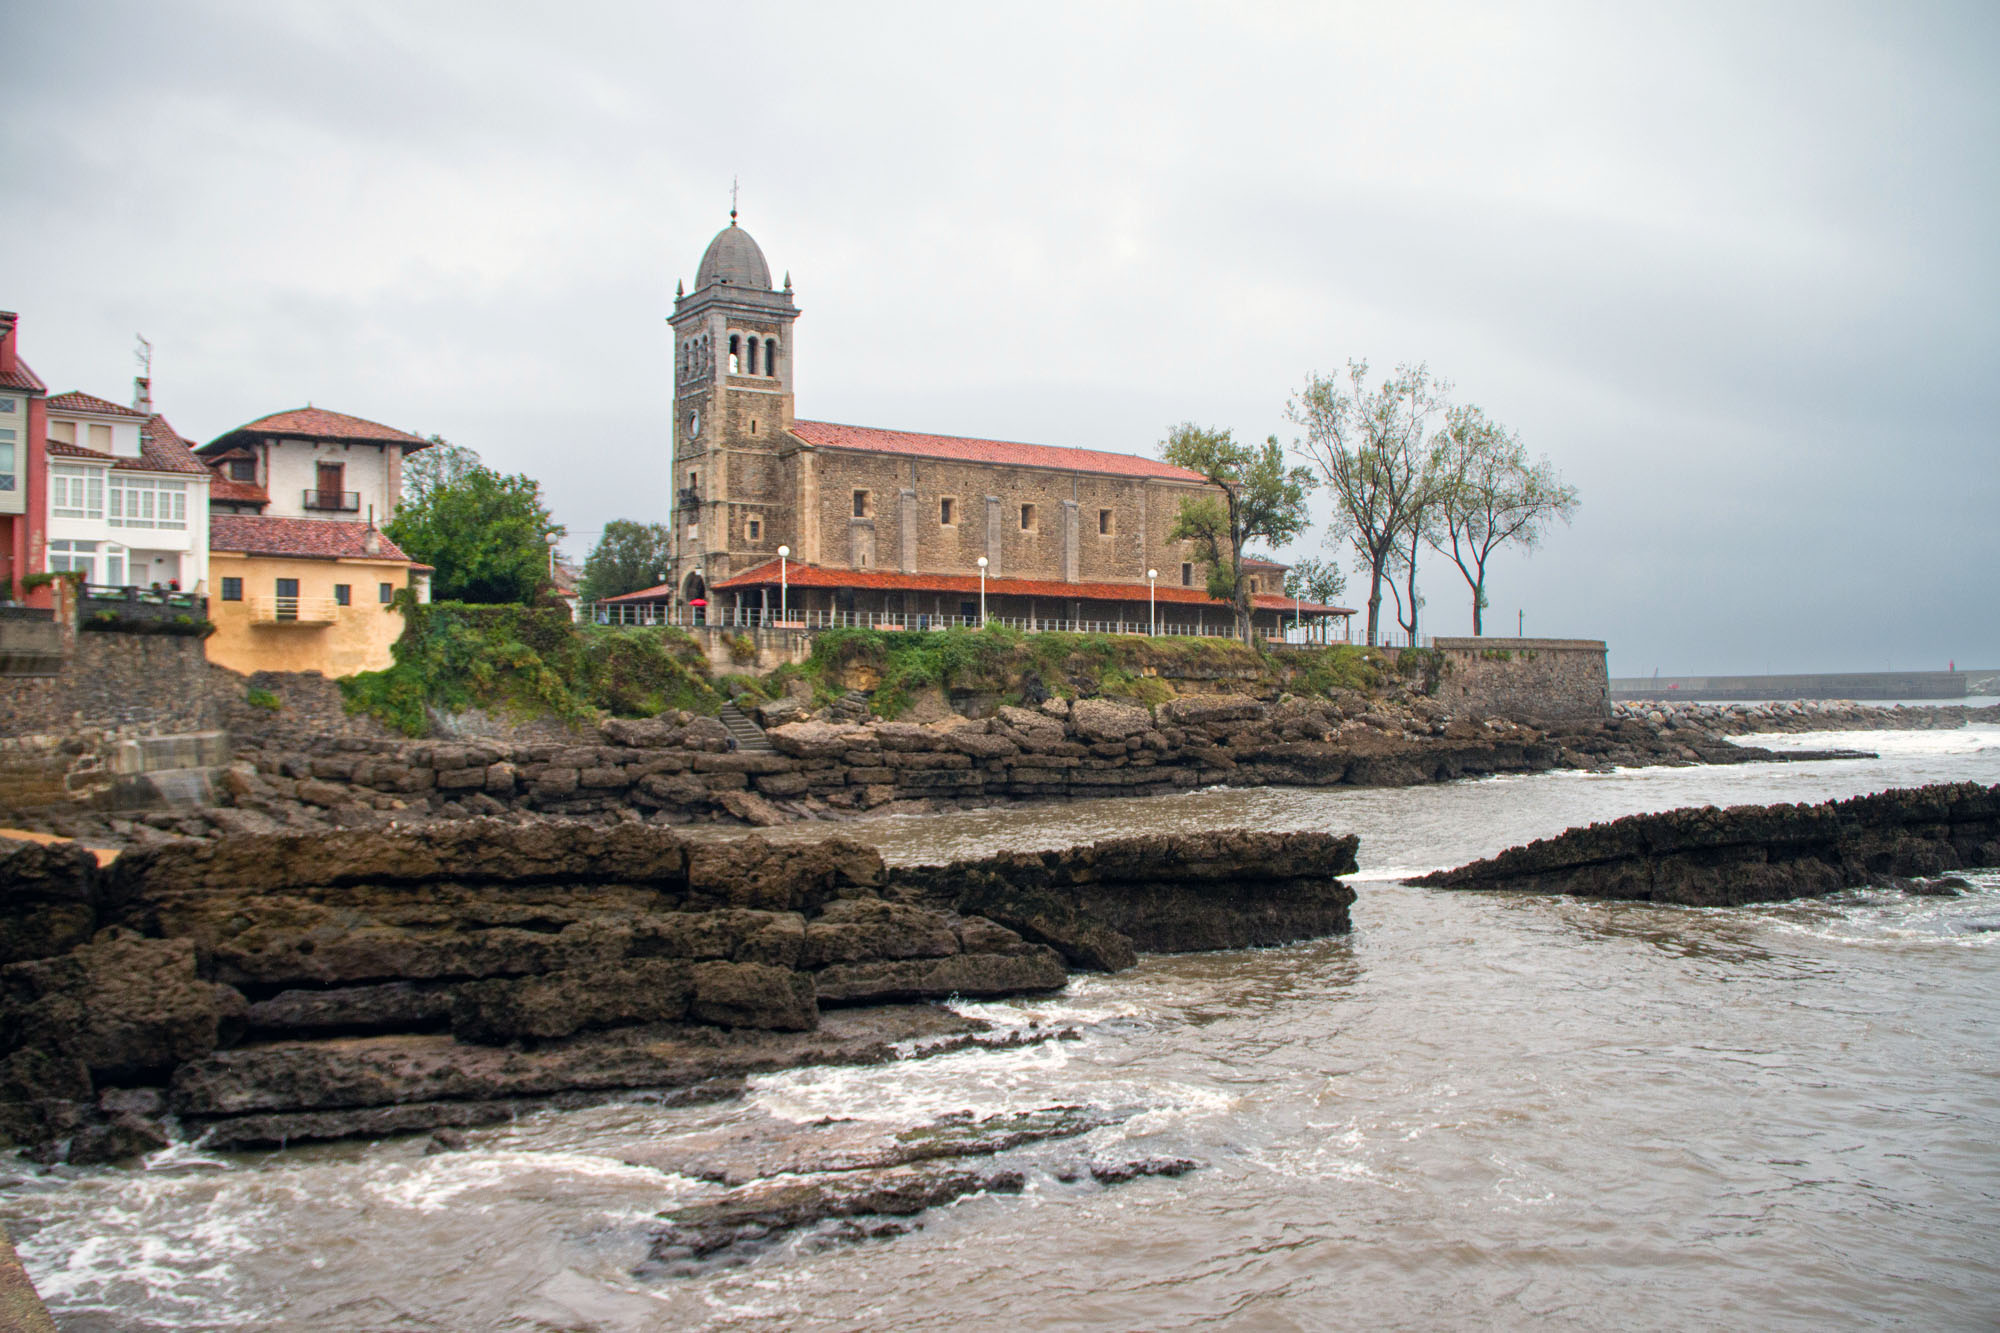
[
  {"left": 303, "top": 489, "right": 361, "bottom": 512},
  {"left": 81, "top": 585, "right": 208, "bottom": 622},
  {"left": 248, "top": 596, "right": 339, "bottom": 626}
]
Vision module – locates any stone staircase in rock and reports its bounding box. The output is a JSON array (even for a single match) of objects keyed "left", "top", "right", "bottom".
[{"left": 717, "top": 701, "right": 774, "bottom": 752}]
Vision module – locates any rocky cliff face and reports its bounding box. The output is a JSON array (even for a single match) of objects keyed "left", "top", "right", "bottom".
[
  {"left": 1412, "top": 783, "right": 2000, "bottom": 906},
  {"left": 0, "top": 820, "right": 1358, "bottom": 1162}
]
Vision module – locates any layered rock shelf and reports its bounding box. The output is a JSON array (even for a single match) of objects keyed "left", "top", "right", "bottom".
[
  {"left": 1412, "top": 782, "right": 2000, "bottom": 906},
  {"left": 1613, "top": 698, "right": 2000, "bottom": 735},
  {"left": 0, "top": 820, "right": 1358, "bottom": 1163},
  {"left": 15, "top": 693, "right": 1863, "bottom": 849}
]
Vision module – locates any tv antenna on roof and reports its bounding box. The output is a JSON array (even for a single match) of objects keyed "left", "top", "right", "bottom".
[{"left": 134, "top": 333, "right": 152, "bottom": 375}]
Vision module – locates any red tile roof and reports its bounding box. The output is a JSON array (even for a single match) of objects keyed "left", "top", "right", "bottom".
[
  {"left": 46, "top": 439, "right": 111, "bottom": 461},
  {"left": 790, "top": 420, "right": 1210, "bottom": 483},
  {"left": 44, "top": 415, "right": 210, "bottom": 477},
  {"left": 0, "top": 359, "right": 47, "bottom": 394},
  {"left": 203, "top": 406, "right": 428, "bottom": 451},
  {"left": 208, "top": 475, "right": 271, "bottom": 506},
  {"left": 699, "top": 560, "right": 1352, "bottom": 615},
  {"left": 138, "top": 414, "right": 210, "bottom": 476},
  {"left": 47, "top": 390, "right": 149, "bottom": 418},
  {"left": 209, "top": 515, "right": 412, "bottom": 562}
]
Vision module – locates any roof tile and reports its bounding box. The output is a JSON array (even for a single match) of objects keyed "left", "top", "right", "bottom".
[
  {"left": 204, "top": 406, "right": 428, "bottom": 450},
  {"left": 46, "top": 390, "right": 150, "bottom": 418},
  {"left": 790, "top": 420, "right": 1209, "bottom": 483},
  {"left": 209, "top": 515, "right": 412, "bottom": 562}
]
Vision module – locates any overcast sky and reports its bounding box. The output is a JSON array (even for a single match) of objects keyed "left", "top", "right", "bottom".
[{"left": 5, "top": 1, "right": 1994, "bottom": 675}]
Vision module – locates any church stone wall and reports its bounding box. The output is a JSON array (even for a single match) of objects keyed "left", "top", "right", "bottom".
[{"left": 802, "top": 448, "right": 1211, "bottom": 586}]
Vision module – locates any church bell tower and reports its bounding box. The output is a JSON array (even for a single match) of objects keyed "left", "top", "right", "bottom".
[{"left": 666, "top": 211, "right": 799, "bottom": 608}]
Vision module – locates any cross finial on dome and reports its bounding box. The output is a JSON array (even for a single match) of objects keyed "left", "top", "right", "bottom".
[{"left": 730, "top": 176, "right": 739, "bottom": 225}]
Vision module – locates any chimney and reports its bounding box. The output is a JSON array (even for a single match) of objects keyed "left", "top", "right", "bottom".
[
  {"left": 0, "top": 312, "right": 17, "bottom": 376},
  {"left": 133, "top": 376, "right": 153, "bottom": 413},
  {"left": 363, "top": 527, "right": 383, "bottom": 556}
]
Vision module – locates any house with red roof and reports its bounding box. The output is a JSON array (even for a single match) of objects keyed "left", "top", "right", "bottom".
[
  {"left": 0, "top": 312, "right": 50, "bottom": 605},
  {"left": 42, "top": 381, "right": 211, "bottom": 594},
  {"left": 640, "top": 216, "right": 1350, "bottom": 639},
  {"left": 195, "top": 406, "right": 434, "bottom": 675}
]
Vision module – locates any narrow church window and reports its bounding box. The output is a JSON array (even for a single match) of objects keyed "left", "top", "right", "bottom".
[
  {"left": 853, "top": 489, "right": 871, "bottom": 518},
  {"left": 747, "top": 337, "right": 759, "bottom": 375},
  {"left": 749, "top": 419, "right": 757, "bottom": 435},
  {"left": 748, "top": 517, "right": 762, "bottom": 541},
  {"left": 765, "top": 339, "right": 778, "bottom": 376},
  {"left": 1182, "top": 563, "right": 1193, "bottom": 586},
  {"left": 1020, "top": 503, "right": 1036, "bottom": 532},
  {"left": 939, "top": 497, "right": 955, "bottom": 525},
  {"left": 1098, "top": 508, "right": 1112, "bottom": 535},
  {"left": 728, "top": 334, "right": 740, "bottom": 374}
]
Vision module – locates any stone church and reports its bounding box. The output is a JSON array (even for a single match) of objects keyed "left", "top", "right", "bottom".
[{"left": 638, "top": 215, "right": 1350, "bottom": 637}]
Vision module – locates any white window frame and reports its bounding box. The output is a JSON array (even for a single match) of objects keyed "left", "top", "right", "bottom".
[
  {"left": 48, "top": 539, "right": 98, "bottom": 583},
  {"left": 51, "top": 465, "right": 105, "bottom": 519},
  {"left": 108, "top": 475, "right": 188, "bottom": 530}
]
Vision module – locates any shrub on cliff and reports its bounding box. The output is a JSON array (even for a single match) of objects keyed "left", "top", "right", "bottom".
[{"left": 339, "top": 603, "right": 720, "bottom": 736}]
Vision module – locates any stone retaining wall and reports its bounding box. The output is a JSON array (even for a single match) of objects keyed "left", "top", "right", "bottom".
[{"left": 1429, "top": 638, "right": 1609, "bottom": 724}]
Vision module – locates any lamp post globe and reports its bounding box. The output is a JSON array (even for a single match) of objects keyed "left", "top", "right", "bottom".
[{"left": 776, "top": 546, "right": 790, "bottom": 625}]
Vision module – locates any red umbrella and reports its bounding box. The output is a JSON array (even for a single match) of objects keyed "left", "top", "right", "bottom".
[{"left": 689, "top": 598, "right": 707, "bottom": 607}]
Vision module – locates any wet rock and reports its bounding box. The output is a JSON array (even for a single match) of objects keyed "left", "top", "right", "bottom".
[
  {"left": 171, "top": 1007, "right": 989, "bottom": 1119},
  {"left": 0, "top": 1048, "right": 92, "bottom": 1149},
  {"left": 812, "top": 948, "right": 1067, "bottom": 1005},
  {"left": 450, "top": 959, "right": 695, "bottom": 1044},
  {"left": 690, "top": 961, "right": 818, "bottom": 1031},
  {"left": 67, "top": 1110, "right": 170, "bottom": 1165},
  {"left": 424, "top": 1128, "right": 467, "bottom": 1154},
  {"left": 892, "top": 830, "right": 1360, "bottom": 970},
  {"left": 801, "top": 899, "right": 961, "bottom": 967},
  {"left": 1413, "top": 782, "right": 2000, "bottom": 906},
  {"left": 1, "top": 935, "right": 245, "bottom": 1080},
  {"left": 0, "top": 839, "right": 99, "bottom": 965},
  {"left": 622, "top": 1104, "right": 1120, "bottom": 1186},
  {"left": 246, "top": 982, "right": 457, "bottom": 1036},
  {"left": 1087, "top": 1156, "right": 1200, "bottom": 1185},
  {"left": 646, "top": 1166, "right": 1026, "bottom": 1263},
  {"left": 1067, "top": 698, "right": 1152, "bottom": 743}
]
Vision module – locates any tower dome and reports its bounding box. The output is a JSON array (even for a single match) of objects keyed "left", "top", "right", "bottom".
[{"left": 695, "top": 220, "right": 773, "bottom": 290}]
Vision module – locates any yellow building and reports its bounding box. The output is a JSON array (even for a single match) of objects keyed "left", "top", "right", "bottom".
[{"left": 206, "top": 514, "right": 429, "bottom": 676}]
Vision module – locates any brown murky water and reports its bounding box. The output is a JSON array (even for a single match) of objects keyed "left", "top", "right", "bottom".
[{"left": 7, "top": 728, "right": 2000, "bottom": 1330}]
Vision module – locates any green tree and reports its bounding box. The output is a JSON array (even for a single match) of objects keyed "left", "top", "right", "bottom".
[
  {"left": 1283, "top": 556, "right": 1349, "bottom": 643},
  {"left": 386, "top": 460, "right": 560, "bottom": 605},
  {"left": 1160, "top": 424, "right": 1315, "bottom": 646},
  {"left": 579, "top": 520, "right": 675, "bottom": 604},
  {"left": 1428, "top": 404, "right": 1578, "bottom": 634},
  {"left": 1288, "top": 361, "right": 1450, "bottom": 646},
  {"left": 398, "top": 436, "right": 484, "bottom": 512}
]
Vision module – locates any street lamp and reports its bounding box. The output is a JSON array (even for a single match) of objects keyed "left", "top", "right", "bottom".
[
  {"left": 777, "top": 545, "right": 789, "bottom": 625},
  {"left": 976, "top": 556, "right": 988, "bottom": 627},
  {"left": 1146, "top": 568, "right": 1157, "bottom": 637}
]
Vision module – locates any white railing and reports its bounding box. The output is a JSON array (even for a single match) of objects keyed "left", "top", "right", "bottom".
[
  {"left": 591, "top": 601, "right": 1352, "bottom": 642},
  {"left": 247, "top": 596, "right": 340, "bottom": 626}
]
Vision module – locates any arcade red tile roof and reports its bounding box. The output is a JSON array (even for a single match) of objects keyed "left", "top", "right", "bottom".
[
  {"left": 46, "top": 391, "right": 149, "bottom": 418},
  {"left": 789, "top": 420, "right": 1209, "bottom": 483},
  {"left": 696, "top": 560, "right": 1352, "bottom": 614},
  {"left": 209, "top": 515, "right": 412, "bottom": 562},
  {"left": 202, "top": 407, "right": 428, "bottom": 451}
]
